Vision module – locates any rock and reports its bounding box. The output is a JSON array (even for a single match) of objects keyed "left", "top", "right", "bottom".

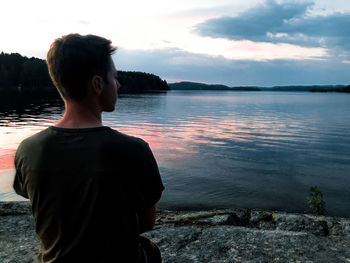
[
  {"left": 197, "top": 215, "right": 234, "bottom": 225},
  {"left": 146, "top": 226, "right": 348, "bottom": 263},
  {"left": 328, "top": 219, "right": 350, "bottom": 237},
  {"left": 0, "top": 201, "right": 31, "bottom": 216},
  {"left": 250, "top": 211, "right": 273, "bottom": 224},
  {"left": 0, "top": 214, "right": 38, "bottom": 263},
  {"left": 273, "top": 213, "right": 329, "bottom": 236},
  {"left": 256, "top": 220, "right": 276, "bottom": 231},
  {"left": 250, "top": 211, "right": 275, "bottom": 230},
  {"left": 229, "top": 210, "right": 251, "bottom": 227}
]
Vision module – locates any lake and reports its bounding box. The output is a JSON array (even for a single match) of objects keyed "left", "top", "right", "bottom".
[{"left": 1, "top": 90, "right": 350, "bottom": 217}]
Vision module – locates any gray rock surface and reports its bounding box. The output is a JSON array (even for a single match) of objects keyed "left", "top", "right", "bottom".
[{"left": 1, "top": 202, "right": 350, "bottom": 262}]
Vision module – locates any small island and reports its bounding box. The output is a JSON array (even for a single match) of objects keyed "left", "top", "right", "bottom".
[{"left": 169, "top": 82, "right": 261, "bottom": 91}]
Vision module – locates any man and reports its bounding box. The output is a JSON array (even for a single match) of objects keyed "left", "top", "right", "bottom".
[{"left": 13, "top": 34, "right": 164, "bottom": 262}]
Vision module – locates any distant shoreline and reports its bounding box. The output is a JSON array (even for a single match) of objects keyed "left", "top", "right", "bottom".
[{"left": 168, "top": 81, "right": 350, "bottom": 92}]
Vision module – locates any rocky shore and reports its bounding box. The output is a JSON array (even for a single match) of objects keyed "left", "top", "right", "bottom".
[{"left": 1, "top": 202, "right": 350, "bottom": 262}]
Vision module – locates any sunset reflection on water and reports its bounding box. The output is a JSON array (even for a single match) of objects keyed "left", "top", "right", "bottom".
[
  {"left": 0, "top": 97, "right": 63, "bottom": 200},
  {"left": 1, "top": 91, "right": 350, "bottom": 217}
]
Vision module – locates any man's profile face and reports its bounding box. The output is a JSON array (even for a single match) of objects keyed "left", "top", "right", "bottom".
[{"left": 100, "top": 58, "right": 120, "bottom": 112}]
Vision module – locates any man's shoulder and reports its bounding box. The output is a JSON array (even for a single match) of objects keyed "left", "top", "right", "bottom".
[
  {"left": 107, "top": 128, "right": 149, "bottom": 150},
  {"left": 17, "top": 127, "right": 52, "bottom": 147},
  {"left": 15, "top": 127, "right": 53, "bottom": 158},
  {"left": 92, "top": 128, "right": 154, "bottom": 163}
]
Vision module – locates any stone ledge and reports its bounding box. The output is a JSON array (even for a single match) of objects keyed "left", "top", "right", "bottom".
[
  {"left": 1, "top": 202, "right": 350, "bottom": 263},
  {"left": 155, "top": 208, "right": 350, "bottom": 237},
  {"left": 0, "top": 201, "right": 31, "bottom": 216}
]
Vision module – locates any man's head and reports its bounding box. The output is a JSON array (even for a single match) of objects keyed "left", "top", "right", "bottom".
[{"left": 47, "top": 34, "right": 117, "bottom": 102}]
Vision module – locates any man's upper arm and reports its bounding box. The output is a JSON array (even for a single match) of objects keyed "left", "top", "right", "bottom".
[
  {"left": 13, "top": 149, "right": 29, "bottom": 199},
  {"left": 137, "top": 205, "right": 156, "bottom": 233},
  {"left": 131, "top": 141, "right": 163, "bottom": 233},
  {"left": 133, "top": 141, "right": 164, "bottom": 208}
]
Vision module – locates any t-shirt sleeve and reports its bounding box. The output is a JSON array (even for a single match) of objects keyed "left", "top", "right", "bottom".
[
  {"left": 13, "top": 144, "right": 29, "bottom": 199},
  {"left": 131, "top": 141, "right": 164, "bottom": 208}
]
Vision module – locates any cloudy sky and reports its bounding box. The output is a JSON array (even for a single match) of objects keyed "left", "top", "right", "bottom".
[{"left": 1, "top": 0, "right": 350, "bottom": 86}]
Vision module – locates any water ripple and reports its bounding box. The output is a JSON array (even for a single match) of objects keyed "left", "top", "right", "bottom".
[{"left": 1, "top": 91, "right": 350, "bottom": 217}]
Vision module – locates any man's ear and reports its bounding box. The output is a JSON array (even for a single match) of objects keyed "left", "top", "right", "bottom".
[{"left": 90, "top": 75, "right": 104, "bottom": 95}]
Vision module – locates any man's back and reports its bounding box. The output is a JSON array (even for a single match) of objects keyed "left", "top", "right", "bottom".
[{"left": 14, "top": 126, "right": 164, "bottom": 262}]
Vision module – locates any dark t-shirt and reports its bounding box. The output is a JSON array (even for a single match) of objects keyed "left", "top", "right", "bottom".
[{"left": 13, "top": 126, "right": 164, "bottom": 262}]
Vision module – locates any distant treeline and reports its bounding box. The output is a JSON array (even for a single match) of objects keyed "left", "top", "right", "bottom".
[
  {"left": 0, "top": 52, "right": 169, "bottom": 95},
  {"left": 263, "top": 85, "right": 350, "bottom": 92},
  {"left": 169, "top": 81, "right": 350, "bottom": 92},
  {"left": 309, "top": 86, "right": 350, "bottom": 92},
  {"left": 117, "top": 71, "right": 169, "bottom": 93},
  {"left": 0, "top": 52, "right": 53, "bottom": 92},
  {"left": 169, "top": 82, "right": 260, "bottom": 91}
]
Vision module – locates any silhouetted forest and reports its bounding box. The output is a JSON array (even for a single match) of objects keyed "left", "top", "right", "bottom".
[
  {"left": 0, "top": 52, "right": 169, "bottom": 96},
  {"left": 117, "top": 71, "right": 169, "bottom": 93},
  {"left": 0, "top": 52, "right": 53, "bottom": 92}
]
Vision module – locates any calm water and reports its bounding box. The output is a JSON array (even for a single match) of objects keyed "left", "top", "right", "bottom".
[{"left": 1, "top": 91, "right": 350, "bottom": 217}]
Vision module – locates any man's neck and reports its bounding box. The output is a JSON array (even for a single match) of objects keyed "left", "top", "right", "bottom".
[{"left": 55, "top": 99, "right": 103, "bottom": 129}]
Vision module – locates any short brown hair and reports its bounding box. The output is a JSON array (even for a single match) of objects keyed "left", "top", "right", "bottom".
[{"left": 47, "top": 34, "right": 116, "bottom": 101}]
